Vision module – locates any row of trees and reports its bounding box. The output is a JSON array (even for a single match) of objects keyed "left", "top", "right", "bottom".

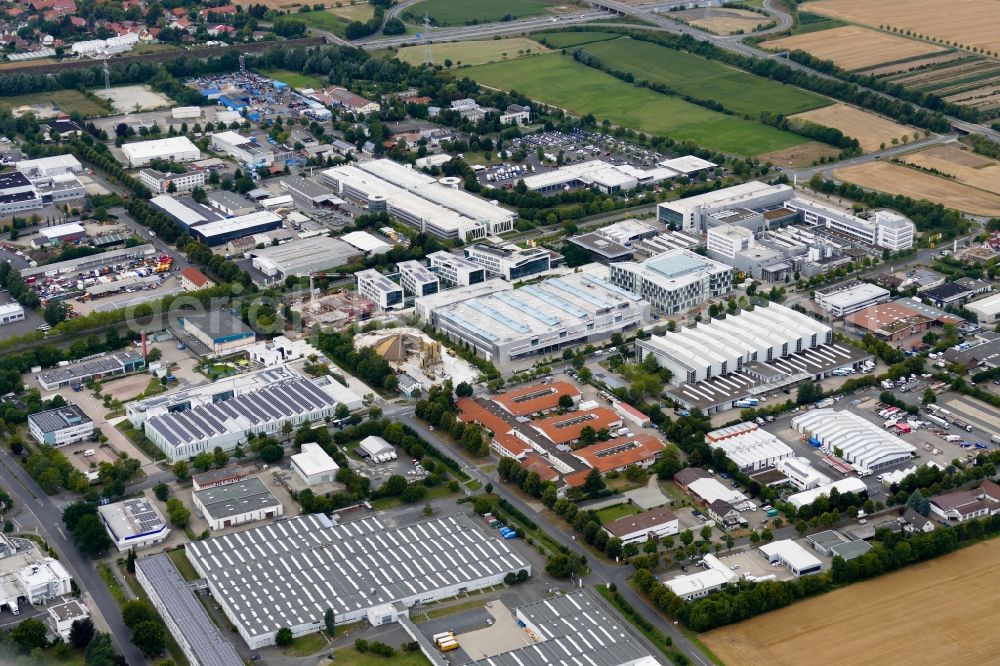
[{"left": 414, "top": 383, "right": 489, "bottom": 456}]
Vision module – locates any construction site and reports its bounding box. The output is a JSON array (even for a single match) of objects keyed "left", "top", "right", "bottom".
[
  {"left": 354, "top": 327, "right": 479, "bottom": 388},
  {"left": 289, "top": 289, "right": 375, "bottom": 329}
]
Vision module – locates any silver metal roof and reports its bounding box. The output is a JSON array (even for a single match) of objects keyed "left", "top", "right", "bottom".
[{"left": 193, "top": 477, "right": 280, "bottom": 521}]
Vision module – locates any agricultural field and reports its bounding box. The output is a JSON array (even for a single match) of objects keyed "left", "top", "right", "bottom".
[
  {"left": 790, "top": 103, "right": 917, "bottom": 152},
  {"left": 581, "top": 36, "right": 830, "bottom": 116},
  {"left": 805, "top": 0, "right": 1000, "bottom": 56},
  {"left": 832, "top": 161, "right": 1000, "bottom": 216},
  {"left": 672, "top": 7, "right": 772, "bottom": 35},
  {"left": 395, "top": 37, "right": 547, "bottom": 67},
  {"left": 704, "top": 539, "right": 1000, "bottom": 666},
  {"left": 531, "top": 31, "right": 621, "bottom": 49},
  {"left": 0, "top": 90, "right": 109, "bottom": 117},
  {"left": 762, "top": 25, "right": 946, "bottom": 71},
  {"left": 886, "top": 57, "right": 1000, "bottom": 113},
  {"left": 901, "top": 143, "right": 1000, "bottom": 196},
  {"left": 465, "top": 52, "right": 809, "bottom": 155},
  {"left": 326, "top": 1, "right": 376, "bottom": 21},
  {"left": 404, "top": 0, "right": 566, "bottom": 26},
  {"left": 758, "top": 141, "right": 841, "bottom": 168},
  {"left": 295, "top": 9, "right": 356, "bottom": 35},
  {"left": 260, "top": 69, "right": 328, "bottom": 89}
]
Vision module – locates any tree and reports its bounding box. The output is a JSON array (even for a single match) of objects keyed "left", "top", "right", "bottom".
[
  {"left": 579, "top": 425, "right": 597, "bottom": 445},
  {"left": 260, "top": 443, "right": 284, "bottom": 462},
  {"left": 10, "top": 618, "right": 48, "bottom": 652},
  {"left": 172, "top": 461, "right": 189, "bottom": 480},
  {"left": 545, "top": 553, "right": 575, "bottom": 579},
  {"left": 44, "top": 300, "right": 67, "bottom": 326},
  {"left": 680, "top": 529, "right": 694, "bottom": 546},
  {"left": 153, "top": 483, "right": 169, "bottom": 501},
  {"left": 63, "top": 501, "right": 98, "bottom": 531},
  {"left": 906, "top": 488, "right": 930, "bottom": 516},
  {"left": 131, "top": 620, "right": 165, "bottom": 658},
  {"left": 558, "top": 394, "right": 575, "bottom": 409},
  {"left": 582, "top": 468, "right": 605, "bottom": 495},
  {"left": 122, "top": 600, "right": 157, "bottom": 629},
  {"left": 126, "top": 547, "right": 136, "bottom": 573},
  {"left": 699, "top": 525, "right": 712, "bottom": 541},
  {"left": 165, "top": 498, "right": 191, "bottom": 527},
  {"left": 922, "top": 388, "right": 936, "bottom": 404},
  {"left": 73, "top": 514, "right": 110, "bottom": 556},
  {"left": 455, "top": 381, "right": 474, "bottom": 398},
  {"left": 325, "top": 608, "right": 335, "bottom": 636},
  {"left": 84, "top": 632, "right": 118, "bottom": 666},
  {"left": 275, "top": 627, "right": 294, "bottom": 646},
  {"left": 69, "top": 617, "right": 96, "bottom": 649}
]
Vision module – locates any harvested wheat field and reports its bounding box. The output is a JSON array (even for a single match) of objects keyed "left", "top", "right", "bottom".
[
  {"left": 833, "top": 161, "right": 1000, "bottom": 216},
  {"left": 705, "top": 539, "right": 1000, "bottom": 666},
  {"left": 903, "top": 144, "right": 1000, "bottom": 195},
  {"left": 763, "top": 25, "right": 945, "bottom": 71},
  {"left": 758, "top": 141, "right": 841, "bottom": 168},
  {"left": 676, "top": 8, "right": 770, "bottom": 35},
  {"left": 806, "top": 0, "right": 1000, "bottom": 56},
  {"left": 791, "top": 103, "right": 915, "bottom": 152}
]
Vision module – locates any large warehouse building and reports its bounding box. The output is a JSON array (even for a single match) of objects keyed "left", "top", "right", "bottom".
[
  {"left": 705, "top": 422, "right": 794, "bottom": 471},
  {"left": 121, "top": 136, "right": 201, "bottom": 167},
  {"left": 185, "top": 513, "right": 530, "bottom": 649},
  {"left": 416, "top": 271, "right": 649, "bottom": 368},
  {"left": 657, "top": 181, "right": 792, "bottom": 234},
  {"left": 637, "top": 303, "right": 870, "bottom": 412},
  {"left": 609, "top": 248, "right": 733, "bottom": 314},
  {"left": 248, "top": 237, "right": 361, "bottom": 279},
  {"left": 791, "top": 409, "right": 916, "bottom": 473}
]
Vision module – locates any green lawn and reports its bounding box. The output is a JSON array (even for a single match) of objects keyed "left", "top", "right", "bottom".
[
  {"left": 97, "top": 563, "right": 128, "bottom": 606},
  {"left": 465, "top": 53, "right": 806, "bottom": 155},
  {"left": 296, "top": 9, "right": 352, "bottom": 35},
  {"left": 405, "top": 0, "right": 553, "bottom": 25},
  {"left": 531, "top": 31, "right": 622, "bottom": 48},
  {"left": 583, "top": 36, "right": 830, "bottom": 116},
  {"left": 596, "top": 503, "right": 640, "bottom": 524},
  {"left": 0, "top": 90, "right": 109, "bottom": 117},
  {"left": 789, "top": 12, "right": 847, "bottom": 36},
  {"left": 283, "top": 631, "right": 330, "bottom": 657},
  {"left": 331, "top": 646, "right": 431, "bottom": 666},
  {"left": 260, "top": 69, "right": 327, "bottom": 90},
  {"left": 167, "top": 547, "right": 199, "bottom": 582}
]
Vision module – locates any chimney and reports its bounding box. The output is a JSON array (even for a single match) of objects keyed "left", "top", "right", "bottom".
[{"left": 141, "top": 330, "right": 147, "bottom": 360}]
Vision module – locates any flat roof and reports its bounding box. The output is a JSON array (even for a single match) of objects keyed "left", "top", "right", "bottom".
[
  {"left": 292, "top": 442, "right": 338, "bottom": 476},
  {"left": 182, "top": 310, "right": 253, "bottom": 340},
  {"left": 760, "top": 539, "right": 822, "bottom": 572},
  {"left": 462, "top": 590, "right": 653, "bottom": 666},
  {"left": 36, "top": 350, "right": 144, "bottom": 386},
  {"left": 98, "top": 497, "right": 167, "bottom": 539},
  {"left": 15, "top": 154, "right": 81, "bottom": 172},
  {"left": 193, "top": 210, "right": 283, "bottom": 239},
  {"left": 122, "top": 136, "right": 199, "bottom": 160},
  {"left": 340, "top": 230, "right": 391, "bottom": 253},
  {"left": 660, "top": 181, "right": 791, "bottom": 215},
  {"left": 207, "top": 189, "right": 254, "bottom": 211},
  {"left": 151, "top": 194, "right": 210, "bottom": 227},
  {"left": 250, "top": 236, "right": 359, "bottom": 275},
  {"left": 185, "top": 513, "right": 529, "bottom": 640},
  {"left": 21, "top": 244, "right": 157, "bottom": 278},
  {"left": 27, "top": 404, "right": 92, "bottom": 433},
  {"left": 658, "top": 155, "right": 717, "bottom": 173},
  {"left": 194, "top": 477, "right": 280, "bottom": 520},
  {"left": 568, "top": 233, "right": 632, "bottom": 258},
  {"left": 135, "top": 554, "right": 243, "bottom": 666}
]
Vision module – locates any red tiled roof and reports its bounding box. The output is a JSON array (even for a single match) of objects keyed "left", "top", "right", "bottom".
[
  {"left": 456, "top": 397, "right": 514, "bottom": 437},
  {"left": 493, "top": 433, "right": 530, "bottom": 459},
  {"left": 603, "top": 507, "right": 677, "bottom": 538},
  {"left": 531, "top": 407, "right": 621, "bottom": 445},
  {"left": 493, "top": 381, "right": 580, "bottom": 417},
  {"left": 520, "top": 453, "right": 559, "bottom": 483},
  {"left": 181, "top": 267, "right": 211, "bottom": 288},
  {"left": 572, "top": 434, "right": 664, "bottom": 473}
]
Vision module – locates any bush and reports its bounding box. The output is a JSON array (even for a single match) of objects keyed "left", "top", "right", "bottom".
[{"left": 275, "top": 627, "right": 294, "bottom": 646}]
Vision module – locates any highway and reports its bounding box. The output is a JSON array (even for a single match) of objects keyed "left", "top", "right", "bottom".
[
  {"left": 0, "top": 449, "right": 146, "bottom": 665},
  {"left": 385, "top": 405, "right": 714, "bottom": 666}
]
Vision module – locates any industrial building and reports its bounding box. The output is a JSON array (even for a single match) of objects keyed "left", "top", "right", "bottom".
[
  {"left": 397, "top": 260, "right": 440, "bottom": 297},
  {"left": 967, "top": 292, "right": 1000, "bottom": 325},
  {"left": 0, "top": 302, "right": 25, "bottom": 326},
  {"left": 664, "top": 553, "right": 738, "bottom": 601},
  {"left": 27, "top": 404, "right": 93, "bottom": 446},
  {"left": 131, "top": 367, "right": 350, "bottom": 461},
  {"left": 47, "top": 599, "right": 89, "bottom": 642},
  {"left": 291, "top": 442, "right": 339, "bottom": 486},
  {"left": 139, "top": 168, "right": 205, "bottom": 194},
  {"left": 136, "top": 554, "right": 244, "bottom": 666},
  {"left": 792, "top": 409, "right": 916, "bottom": 473},
  {"left": 356, "top": 268, "right": 404, "bottom": 310},
  {"left": 340, "top": 230, "right": 391, "bottom": 256},
  {"left": 279, "top": 175, "right": 339, "bottom": 207},
  {"left": 184, "top": 513, "right": 530, "bottom": 649},
  {"left": 97, "top": 497, "right": 170, "bottom": 551},
  {"left": 759, "top": 540, "right": 822, "bottom": 576},
  {"left": 602, "top": 507, "right": 678, "bottom": 545},
  {"left": 608, "top": 249, "right": 733, "bottom": 314},
  {"left": 658, "top": 182, "right": 792, "bottom": 234},
  {"left": 787, "top": 478, "right": 869, "bottom": 509},
  {"left": 189, "top": 211, "right": 284, "bottom": 246},
  {"left": 520, "top": 158, "right": 677, "bottom": 193},
  {"left": 416, "top": 271, "right": 649, "bottom": 368},
  {"left": 0, "top": 534, "right": 72, "bottom": 612},
  {"left": 191, "top": 465, "right": 252, "bottom": 491},
  {"left": 777, "top": 458, "right": 830, "bottom": 490},
  {"left": 15, "top": 154, "right": 82, "bottom": 178},
  {"left": 358, "top": 435, "right": 396, "bottom": 460},
  {"left": 462, "top": 243, "right": 551, "bottom": 281},
  {"left": 920, "top": 277, "right": 992, "bottom": 308},
  {"left": 787, "top": 199, "right": 915, "bottom": 250},
  {"left": 594, "top": 219, "right": 660, "bottom": 246},
  {"left": 192, "top": 477, "right": 283, "bottom": 530},
  {"left": 845, "top": 301, "right": 934, "bottom": 341},
  {"left": 179, "top": 310, "right": 256, "bottom": 355},
  {"left": 814, "top": 281, "right": 892, "bottom": 317},
  {"left": 248, "top": 237, "right": 360, "bottom": 279},
  {"left": 566, "top": 233, "right": 633, "bottom": 265},
  {"left": 463, "top": 590, "right": 656, "bottom": 666},
  {"left": 0, "top": 170, "right": 85, "bottom": 216},
  {"left": 427, "top": 250, "right": 486, "bottom": 286},
  {"left": 210, "top": 131, "right": 273, "bottom": 168},
  {"left": 207, "top": 190, "right": 257, "bottom": 217},
  {"left": 705, "top": 422, "right": 794, "bottom": 471},
  {"left": 121, "top": 136, "right": 201, "bottom": 167},
  {"left": 35, "top": 349, "right": 145, "bottom": 390},
  {"left": 928, "top": 481, "right": 1000, "bottom": 523}
]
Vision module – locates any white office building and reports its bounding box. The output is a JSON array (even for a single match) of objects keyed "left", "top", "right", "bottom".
[
  {"left": 609, "top": 248, "right": 733, "bottom": 314},
  {"left": 356, "top": 269, "right": 404, "bottom": 310},
  {"left": 787, "top": 477, "right": 869, "bottom": 509},
  {"left": 15, "top": 154, "right": 82, "bottom": 178},
  {"left": 397, "top": 260, "right": 440, "bottom": 297},
  {"left": 776, "top": 458, "right": 831, "bottom": 491},
  {"left": 427, "top": 250, "right": 486, "bottom": 286},
  {"left": 48, "top": 600, "right": 89, "bottom": 642},
  {"left": 462, "top": 243, "right": 551, "bottom": 281},
  {"left": 658, "top": 182, "right": 792, "bottom": 234},
  {"left": 875, "top": 210, "right": 915, "bottom": 251},
  {"left": 791, "top": 409, "right": 916, "bottom": 473},
  {"left": 602, "top": 507, "right": 678, "bottom": 545},
  {"left": 416, "top": 272, "right": 649, "bottom": 368},
  {"left": 759, "top": 540, "right": 822, "bottom": 576},
  {"left": 705, "top": 422, "right": 794, "bottom": 471},
  {"left": 121, "top": 136, "right": 201, "bottom": 167},
  {"left": 98, "top": 498, "right": 170, "bottom": 551},
  {"left": 789, "top": 199, "right": 915, "bottom": 250},
  {"left": 139, "top": 168, "right": 205, "bottom": 194},
  {"left": 664, "top": 553, "right": 738, "bottom": 601},
  {"left": 192, "top": 477, "right": 283, "bottom": 530},
  {"left": 521, "top": 159, "right": 677, "bottom": 194},
  {"left": 291, "top": 442, "right": 340, "bottom": 486},
  {"left": 967, "top": 292, "right": 1000, "bottom": 325},
  {"left": 814, "top": 281, "right": 891, "bottom": 317},
  {"left": 706, "top": 224, "right": 755, "bottom": 260},
  {"left": 0, "top": 303, "right": 25, "bottom": 326},
  {"left": 211, "top": 131, "right": 273, "bottom": 168},
  {"left": 27, "top": 405, "right": 93, "bottom": 447}
]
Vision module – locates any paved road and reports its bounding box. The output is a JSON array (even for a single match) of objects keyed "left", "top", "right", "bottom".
[
  {"left": 387, "top": 406, "right": 713, "bottom": 666},
  {"left": 0, "top": 449, "right": 146, "bottom": 665}
]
